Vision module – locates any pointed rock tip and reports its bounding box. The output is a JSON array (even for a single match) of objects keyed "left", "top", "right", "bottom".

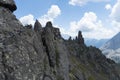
[
  {"left": 34, "top": 19, "right": 42, "bottom": 27},
  {"left": 34, "top": 20, "right": 42, "bottom": 31},
  {"left": 35, "top": 19, "right": 39, "bottom": 23},
  {"left": 0, "top": 0, "right": 17, "bottom": 12}
]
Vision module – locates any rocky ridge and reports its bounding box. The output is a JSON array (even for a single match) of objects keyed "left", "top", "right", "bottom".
[{"left": 0, "top": 0, "right": 120, "bottom": 80}]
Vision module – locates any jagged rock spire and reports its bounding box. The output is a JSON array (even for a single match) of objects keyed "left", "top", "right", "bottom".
[
  {"left": 77, "top": 31, "right": 84, "bottom": 44},
  {"left": 68, "top": 36, "right": 72, "bottom": 41},
  {"left": 0, "top": 0, "right": 17, "bottom": 12},
  {"left": 34, "top": 20, "right": 42, "bottom": 32}
]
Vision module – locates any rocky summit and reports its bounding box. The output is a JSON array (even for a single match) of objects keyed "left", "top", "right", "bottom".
[{"left": 0, "top": 0, "right": 120, "bottom": 80}]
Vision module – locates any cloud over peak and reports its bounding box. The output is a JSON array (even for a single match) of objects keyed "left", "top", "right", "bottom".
[
  {"left": 66, "top": 12, "right": 114, "bottom": 39},
  {"left": 38, "top": 5, "right": 61, "bottom": 26}
]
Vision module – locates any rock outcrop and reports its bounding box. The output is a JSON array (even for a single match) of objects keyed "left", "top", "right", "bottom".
[
  {"left": 77, "top": 31, "right": 84, "bottom": 45},
  {"left": 0, "top": 0, "right": 120, "bottom": 80},
  {"left": 0, "top": 0, "right": 17, "bottom": 12}
]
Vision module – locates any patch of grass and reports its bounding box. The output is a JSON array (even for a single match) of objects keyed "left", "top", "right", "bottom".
[
  {"left": 69, "top": 73, "right": 76, "bottom": 80},
  {"left": 100, "top": 72, "right": 108, "bottom": 80},
  {"left": 88, "top": 76, "right": 95, "bottom": 80},
  {"left": 70, "top": 56, "right": 87, "bottom": 72}
]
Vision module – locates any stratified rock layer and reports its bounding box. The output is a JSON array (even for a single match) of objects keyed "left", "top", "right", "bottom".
[{"left": 0, "top": 0, "right": 120, "bottom": 80}]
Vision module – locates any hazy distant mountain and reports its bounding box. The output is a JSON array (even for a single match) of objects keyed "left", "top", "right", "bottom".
[
  {"left": 101, "top": 32, "right": 120, "bottom": 63},
  {"left": 85, "top": 38, "right": 108, "bottom": 48},
  {"left": 101, "top": 32, "right": 120, "bottom": 50}
]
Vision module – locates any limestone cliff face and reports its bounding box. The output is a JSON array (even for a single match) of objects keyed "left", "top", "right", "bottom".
[{"left": 0, "top": 0, "right": 120, "bottom": 80}]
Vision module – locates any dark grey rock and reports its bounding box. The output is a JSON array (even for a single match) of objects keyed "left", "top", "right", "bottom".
[
  {"left": 34, "top": 20, "right": 42, "bottom": 32},
  {"left": 0, "top": 0, "right": 17, "bottom": 12},
  {"left": 41, "top": 22, "right": 69, "bottom": 80},
  {"left": 77, "top": 31, "right": 84, "bottom": 45},
  {"left": 0, "top": 0, "right": 120, "bottom": 80}
]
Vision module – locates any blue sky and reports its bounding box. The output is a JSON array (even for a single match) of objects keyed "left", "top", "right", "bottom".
[{"left": 14, "top": 0, "right": 120, "bottom": 40}]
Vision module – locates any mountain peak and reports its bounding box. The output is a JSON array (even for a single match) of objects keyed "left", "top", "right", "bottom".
[
  {"left": 101, "top": 32, "right": 120, "bottom": 50},
  {"left": 34, "top": 20, "right": 42, "bottom": 32},
  {"left": 101, "top": 32, "right": 120, "bottom": 63},
  {"left": 45, "top": 21, "right": 53, "bottom": 28}
]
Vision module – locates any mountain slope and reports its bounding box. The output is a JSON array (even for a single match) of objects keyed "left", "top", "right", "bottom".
[
  {"left": 0, "top": 0, "right": 120, "bottom": 80},
  {"left": 101, "top": 32, "right": 120, "bottom": 63},
  {"left": 101, "top": 32, "right": 120, "bottom": 50}
]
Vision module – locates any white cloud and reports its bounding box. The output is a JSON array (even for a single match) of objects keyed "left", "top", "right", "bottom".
[
  {"left": 64, "top": 12, "right": 115, "bottom": 39},
  {"left": 38, "top": 5, "right": 61, "bottom": 26},
  {"left": 19, "top": 14, "right": 35, "bottom": 26},
  {"left": 109, "top": 0, "right": 120, "bottom": 34},
  {"left": 69, "top": 0, "right": 109, "bottom": 6},
  {"left": 105, "top": 4, "right": 112, "bottom": 10},
  {"left": 110, "top": 0, "right": 120, "bottom": 22},
  {"left": 19, "top": 5, "right": 61, "bottom": 27},
  {"left": 69, "top": 12, "right": 98, "bottom": 33},
  {"left": 111, "top": 20, "right": 120, "bottom": 31}
]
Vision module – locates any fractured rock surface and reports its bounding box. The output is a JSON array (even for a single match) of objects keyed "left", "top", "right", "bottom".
[
  {"left": 0, "top": 0, "right": 120, "bottom": 80},
  {"left": 0, "top": 0, "right": 17, "bottom": 12}
]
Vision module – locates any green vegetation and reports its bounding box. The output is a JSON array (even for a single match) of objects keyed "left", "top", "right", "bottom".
[
  {"left": 70, "top": 56, "right": 87, "bottom": 72},
  {"left": 69, "top": 73, "right": 76, "bottom": 80},
  {"left": 88, "top": 76, "right": 95, "bottom": 80}
]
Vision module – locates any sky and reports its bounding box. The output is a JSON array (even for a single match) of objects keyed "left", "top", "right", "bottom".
[{"left": 14, "top": 0, "right": 120, "bottom": 40}]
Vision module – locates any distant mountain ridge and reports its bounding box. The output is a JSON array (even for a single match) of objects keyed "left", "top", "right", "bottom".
[
  {"left": 85, "top": 38, "right": 108, "bottom": 48},
  {"left": 101, "top": 32, "right": 120, "bottom": 50},
  {"left": 101, "top": 32, "right": 120, "bottom": 63}
]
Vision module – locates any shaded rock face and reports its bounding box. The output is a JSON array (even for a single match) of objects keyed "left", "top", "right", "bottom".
[
  {"left": 0, "top": 0, "right": 17, "bottom": 12},
  {"left": 77, "top": 31, "right": 84, "bottom": 45},
  {"left": 0, "top": 1, "right": 120, "bottom": 80}
]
